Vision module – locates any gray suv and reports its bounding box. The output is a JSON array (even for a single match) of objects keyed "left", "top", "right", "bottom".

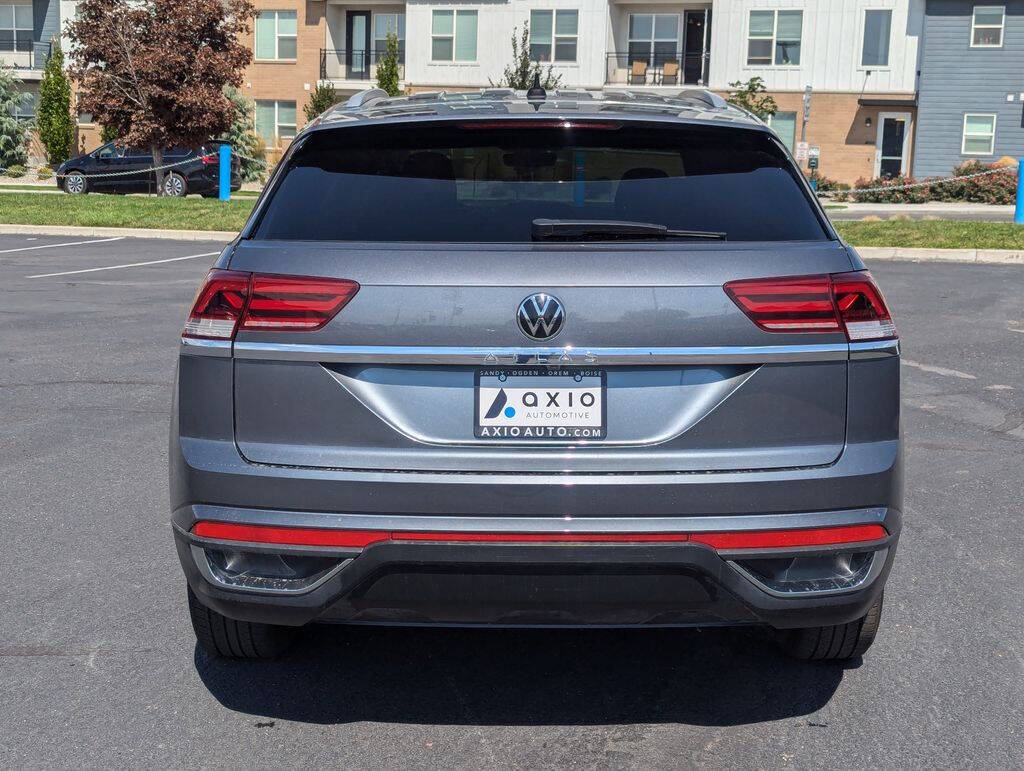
[{"left": 172, "top": 88, "right": 901, "bottom": 661}]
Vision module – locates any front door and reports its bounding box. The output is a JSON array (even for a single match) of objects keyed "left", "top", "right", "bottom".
[
  {"left": 683, "top": 10, "right": 709, "bottom": 84},
  {"left": 875, "top": 112, "right": 911, "bottom": 178},
  {"left": 346, "top": 11, "right": 371, "bottom": 79}
]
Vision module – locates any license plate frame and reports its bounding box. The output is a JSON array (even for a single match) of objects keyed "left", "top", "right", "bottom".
[{"left": 474, "top": 367, "right": 607, "bottom": 441}]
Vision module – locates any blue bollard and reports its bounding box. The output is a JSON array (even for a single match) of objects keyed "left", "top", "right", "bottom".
[
  {"left": 218, "top": 144, "right": 231, "bottom": 201},
  {"left": 1015, "top": 158, "right": 1024, "bottom": 224}
]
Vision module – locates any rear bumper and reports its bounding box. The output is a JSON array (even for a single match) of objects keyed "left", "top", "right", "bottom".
[{"left": 173, "top": 504, "right": 899, "bottom": 630}]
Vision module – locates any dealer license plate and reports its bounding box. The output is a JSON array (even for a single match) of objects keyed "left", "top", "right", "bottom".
[{"left": 475, "top": 368, "right": 606, "bottom": 440}]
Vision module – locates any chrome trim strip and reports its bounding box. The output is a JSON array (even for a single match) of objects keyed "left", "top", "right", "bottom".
[
  {"left": 190, "top": 504, "right": 888, "bottom": 534},
  {"left": 232, "top": 342, "right": 850, "bottom": 365},
  {"left": 180, "top": 337, "right": 232, "bottom": 357},
  {"left": 849, "top": 339, "right": 900, "bottom": 360}
]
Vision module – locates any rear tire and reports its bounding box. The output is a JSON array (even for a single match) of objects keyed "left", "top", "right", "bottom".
[
  {"left": 187, "top": 586, "right": 297, "bottom": 659},
  {"left": 163, "top": 172, "right": 187, "bottom": 197},
  {"left": 778, "top": 592, "right": 883, "bottom": 661}
]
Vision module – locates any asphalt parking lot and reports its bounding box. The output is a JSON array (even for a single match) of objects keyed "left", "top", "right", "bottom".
[{"left": 1, "top": 233, "right": 1021, "bottom": 768}]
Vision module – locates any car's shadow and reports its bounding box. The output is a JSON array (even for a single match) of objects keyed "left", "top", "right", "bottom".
[{"left": 195, "top": 625, "right": 852, "bottom": 726}]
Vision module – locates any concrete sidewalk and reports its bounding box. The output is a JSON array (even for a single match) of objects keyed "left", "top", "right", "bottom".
[{"left": 827, "top": 201, "right": 1014, "bottom": 222}]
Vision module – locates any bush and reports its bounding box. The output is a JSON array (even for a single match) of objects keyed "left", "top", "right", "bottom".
[
  {"left": 37, "top": 41, "right": 75, "bottom": 165},
  {"left": 304, "top": 83, "right": 338, "bottom": 122},
  {"left": 5, "top": 164, "right": 27, "bottom": 178},
  {"left": 840, "top": 161, "right": 1017, "bottom": 204},
  {"left": 37, "top": 165, "right": 54, "bottom": 180},
  {"left": 808, "top": 173, "right": 849, "bottom": 193}
]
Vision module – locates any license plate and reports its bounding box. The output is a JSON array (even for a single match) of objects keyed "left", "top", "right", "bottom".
[{"left": 475, "top": 368, "right": 606, "bottom": 440}]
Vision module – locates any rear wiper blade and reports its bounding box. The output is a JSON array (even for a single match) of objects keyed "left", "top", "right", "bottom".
[{"left": 532, "top": 219, "right": 726, "bottom": 242}]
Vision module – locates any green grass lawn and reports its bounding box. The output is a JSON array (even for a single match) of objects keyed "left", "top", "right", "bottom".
[
  {"left": 1, "top": 192, "right": 1022, "bottom": 248},
  {"left": 833, "top": 220, "right": 1024, "bottom": 250},
  {"left": 0, "top": 192, "right": 255, "bottom": 232},
  {"left": 0, "top": 183, "right": 57, "bottom": 191}
]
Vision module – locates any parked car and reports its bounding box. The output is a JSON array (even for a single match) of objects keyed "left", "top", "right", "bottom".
[
  {"left": 56, "top": 141, "right": 241, "bottom": 197},
  {"left": 172, "top": 88, "right": 902, "bottom": 661}
]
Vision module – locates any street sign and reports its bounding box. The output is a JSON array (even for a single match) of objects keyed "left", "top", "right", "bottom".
[
  {"left": 808, "top": 145, "right": 820, "bottom": 170},
  {"left": 802, "top": 85, "right": 812, "bottom": 122},
  {"left": 795, "top": 141, "right": 809, "bottom": 162}
]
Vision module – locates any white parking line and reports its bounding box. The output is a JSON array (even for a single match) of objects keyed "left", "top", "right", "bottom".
[
  {"left": 0, "top": 236, "right": 125, "bottom": 254},
  {"left": 901, "top": 359, "right": 977, "bottom": 380},
  {"left": 27, "top": 251, "right": 220, "bottom": 279}
]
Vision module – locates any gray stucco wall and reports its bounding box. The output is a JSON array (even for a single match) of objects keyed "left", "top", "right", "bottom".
[
  {"left": 914, "top": 0, "right": 1024, "bottom": 177},
  {"left": 31, "top": 0, "right": 60, "bottom": 69}
]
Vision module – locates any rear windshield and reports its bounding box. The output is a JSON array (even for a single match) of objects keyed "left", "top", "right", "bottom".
[{"left": 252, "top": 121, "right": 828, "bottom": 242}]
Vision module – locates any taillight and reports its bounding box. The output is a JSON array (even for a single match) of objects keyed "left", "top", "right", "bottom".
[
  {"left": 182, "top": 271, "right": 359, "bottom": 340},
  {"left": 724, "top": 270, "right": 896, "bottom": 342},
  {"left": 182, "top": 269, "right": 249, "bottom": 339},
  {"left": 199, "top": 153, "right": 217, "bottom": 165}
]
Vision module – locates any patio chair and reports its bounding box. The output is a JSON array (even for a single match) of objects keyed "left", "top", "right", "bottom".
[
  {"left": 627, "top": 60, "right": 648, "bottom": 85},
  {"left": 661, "top": 61, "right": 679, "bottom": 86}
]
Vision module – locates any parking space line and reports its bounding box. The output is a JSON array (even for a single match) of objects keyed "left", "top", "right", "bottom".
[
  {"left": 902, "top": 359, "right": 977, "bottom": 380},
  {"left": 27, "top": 251, "right": 221, "bottom": 279},
  {"left": 0, "top": 237, "right": 126, "bottom": 254}
]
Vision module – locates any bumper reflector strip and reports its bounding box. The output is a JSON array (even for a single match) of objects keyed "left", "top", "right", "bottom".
[{"left": 192, "top": 522, "right": 887, "bottom": 551}]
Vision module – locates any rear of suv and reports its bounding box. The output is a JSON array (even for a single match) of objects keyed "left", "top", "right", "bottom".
[{"left": 172, "top": 88, "right": 901, "bottom": 661}]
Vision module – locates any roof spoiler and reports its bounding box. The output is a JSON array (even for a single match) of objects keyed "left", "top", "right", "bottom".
[{"left": 678, "top": 90, "right": 729, "bottom": 110}]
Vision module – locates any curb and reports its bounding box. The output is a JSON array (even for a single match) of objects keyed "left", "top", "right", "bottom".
[
  {"left": 856, "top": 246, "right": 1024, "bottom": 265},
  {"left": 0, "top": 224, "right": 235, "bottom": 242}
]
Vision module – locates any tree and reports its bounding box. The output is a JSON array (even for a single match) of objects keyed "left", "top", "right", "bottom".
[
  {"left": 490, "top": 23, "right": 562, "bottom": 91},
  {"left": 68, "top": 0, "right": 254, "bottom": 194},
  {"left": 221, "top": 86, "right": 265, "bottom": 183},
  {"left": 37, "top": 41, "right": 75, "bottom": 165},
  {"left": 0, "top": 67, "right": 29, "bottom": 170},
  {"left": 376, "top": 31, "right": 401, "bottom": 97},
  {"left": 100, "top": 124, "right": 118, "bottom": 143},
  {"left": 303, "top": 82, "right": 338, "bottom": 123},
  {"left": 726, "top": 77, "right": 778, "bottom": 121}
]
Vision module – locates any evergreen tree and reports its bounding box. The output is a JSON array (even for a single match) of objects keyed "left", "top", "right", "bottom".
[
  {"left": 303, "top": 82, "right": 338, "bottom": 122},
  {"left": 221, "top": 86, "right": 265, "bottom": 182},
  {"left": 0, "top": 67, "right": 29, "bottom": 169},
  {"left": 490, "top": 23, "right": 562, "bottom": 91},
  {"left": 376, "top": 31, "right": 401, "bottom": 97},
  {"left": 37, "top": 40, "right": 75, "bottom": 165}
]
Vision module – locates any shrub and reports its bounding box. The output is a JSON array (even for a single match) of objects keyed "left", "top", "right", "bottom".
[
  {"left": 0, "top": 68, "right": 29, "bottom": 169},
  {"left": 841, "top": 161, "right": 1017, "bottom": 204},
  {"left": 5, "top": 163, "right": 27, "bottom": 178},
  {"left": 726, "top": 77, "right": 777, "bottom": 120},
  {"left": 808, "top": 173, "right": 849, "bottom": 193},
  {"left": 376, "top": 30, "right": 401, "bottom": 97},
  {"left": 37, "top": 41, "right": 75, "bottom": 165},
  {"left": 304, "top": 83, "right": 338, "bottom": 122},
  {"left": 37, "top": 165, "right": 54, "bottom": 180}
]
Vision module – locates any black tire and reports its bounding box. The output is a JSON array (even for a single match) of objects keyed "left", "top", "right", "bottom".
[
  {"left": 163, "top": 171, "right": 187, "bottom": 197},
  {"left": 63, "top": 171, "right": 88, "bottom": 194},
  {"left": 187, "top": 586, "right": 297, "bottom": 659},
  {"left": 778, "top": 592, "right": 883, "bottom": 661}
]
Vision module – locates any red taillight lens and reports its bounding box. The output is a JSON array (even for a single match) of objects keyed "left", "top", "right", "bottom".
[
  {"left": 199, "top": 153, "right": 217, "bottom": 165},
  {"left": 831, "top": 271, "right": 897, "bottom": 341},
  {"left": 182, "top": 269, "right": 250, "bottom": 340},
  {"left": 182, "top": 272, "right": 360, "bottom": 340},
  {"left": 723, "top": 270, "right": 896, "bottom": 342},
  {"left": 241, "top": 275, "right": 360, "bottom": 332}
]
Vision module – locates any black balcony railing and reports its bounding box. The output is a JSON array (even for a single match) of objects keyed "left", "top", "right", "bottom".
[
  {"left": 319, "top": 49, "right": 406, "bottom": 82},
  {"left": 605, "top": 51, "right": 710, "bottom": 87},
  {"left": 3, "top": 41, "right": 51, "bottom": 72}
]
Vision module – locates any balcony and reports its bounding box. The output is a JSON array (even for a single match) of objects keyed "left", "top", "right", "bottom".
[
  {"left": 319, "top": 49, "right": 405, "bottom": 86},
  {"left": 0, "top": 42, "right": 51, "bottom": 79},
  {"left": 605, "top": 51, "right": 709, "bottom": 88}
]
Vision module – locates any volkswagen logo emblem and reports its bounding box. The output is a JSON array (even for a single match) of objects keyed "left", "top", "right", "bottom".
[{"left": 517, "top": 293, "right": 565, "bottom": 340}]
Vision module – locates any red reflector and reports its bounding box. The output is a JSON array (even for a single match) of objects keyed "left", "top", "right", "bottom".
[
  {"left": 182, "top": 269, "right": 250, "bottom": 340},
  {"left": 723, "top": 271, "right": 896, "bottom": 342},
  {"left": 192, "top": 523, "right": 886, "bottom": 550},
  {"left": 192, "top": 522, "right": 387, "bottom": 548},
  {"left": 690, "top": 524, "right": 887, "bottom": 550},
  {"left": 241, "top": 274, "right": 360, "bottom": 332}
]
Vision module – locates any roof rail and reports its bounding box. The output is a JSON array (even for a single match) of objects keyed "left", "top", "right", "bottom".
[
  {"left": 344, "top": 88, "right": 389, "bottom": 109},
  {"left": 678, "top": 89, "right": 729, "bottom": 110}
]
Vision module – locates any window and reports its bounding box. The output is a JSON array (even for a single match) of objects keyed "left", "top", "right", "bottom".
[
  {"left": 255, "top": 100, "right": 297, "bottom": 146},
  {"left": 530, "top": 10, "right": 578, "bottom": 62},
  {"left": 970, "top": 6, "right": 1004, "bottom": 47},
  {"left": 253, "top": 122, "right": 829, "bottom": 243},
  {"left": 961, "top": 114, "right": 996, "bottom": 155},
  {"left": 13, "top": 88, "right": 36, "bottom": 118},
  {"left": 747, "top": 10, "right": 802, "bottom": 66},
  {"left": 0, "top": 4, "right": 32, "bottom": 52},
  {"left": 862, "top": 9, "right": 892, "bottom": 66},
  {"left": 373, "top": 13, "right": 405, "bottom": 61},
  {"left": 768, "top": 111, "right": 797, "bottom": 152},
  {"left": 431, "top": 9, "right": 477, "bottom": 62},
  {"left": 254, "top": 11, "right": 297, "bottom": 60},
  {"left": 628, "top": 14, "right": 679, "bottom": 65}
]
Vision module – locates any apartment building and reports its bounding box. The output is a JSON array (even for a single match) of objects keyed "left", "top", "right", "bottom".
[
  {"left": 1, "top": 0, "right": 62, "bottom": 122},
  {"left": 914, "top": 1, "right": 1024, "bottom": 177},
  {"left": 242, "top": 1, "right": 933, "bottom": 183}
]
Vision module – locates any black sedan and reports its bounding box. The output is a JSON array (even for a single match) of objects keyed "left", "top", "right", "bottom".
[{"left": 56, "top": 141, "right": 242, "bottom": 197}]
